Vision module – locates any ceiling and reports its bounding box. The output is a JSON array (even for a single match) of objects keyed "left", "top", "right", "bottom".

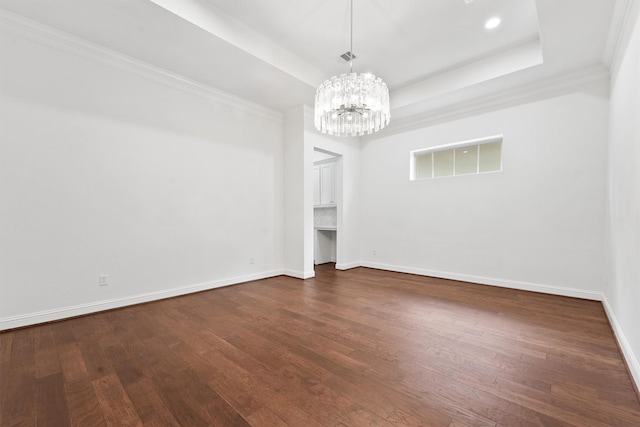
[
  {"left": 0, "top": 0, "right": 618, "bottom": 120},
  {"left": 202, "top": 0, "right": 541, "bottom": 88}
]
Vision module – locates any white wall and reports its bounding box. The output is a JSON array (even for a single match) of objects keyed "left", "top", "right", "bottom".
[
  {"left": 283, "top": 107, "right": 315, "bottom": 278},
  {"left": 605, "top": 1, "right": 640, "bottom": 389},
  {"left": 359, "top": 80, "right": 610, "bottom": 298},
  {"left": 0, "top": 26, "right": 284, "bottom": 329}
]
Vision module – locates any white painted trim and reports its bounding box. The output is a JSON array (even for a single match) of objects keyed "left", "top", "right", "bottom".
[
  {"left": 370, "top": 65, "right": 610, "bottom": 139},
  {"left": 283, "top": 269, "right": 315, "bottom": 280},
  {"left": 411, "top": 134, "right": 503, "bottom": 155},
  {"left": 360, "top": 261, "right": 603, "bottom": 301},
  {"left": 335, "top": 262, "right": 360, "bottom": 270},
  {"left": 391, "top": 38, "right": 543, "bottom": 111},
  {"left": 601, "top": 296, "right": 640, "bottom": 393},
  {"left": 604, "top": 0, "right": 639, "bottom": 74},
  {"left": 0, "top": 8, "right": 282, "bottom": 123},
  {"left": 0, "top": 270, "right": 284, "bottom": 331}
]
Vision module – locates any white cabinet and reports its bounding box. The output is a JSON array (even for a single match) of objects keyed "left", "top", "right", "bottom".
[
  {"left": 320, "top": 163, "right": 335, "bottom": 205},
  {"left": 314, "top": 162, "right": 336, "bottom": 207}
]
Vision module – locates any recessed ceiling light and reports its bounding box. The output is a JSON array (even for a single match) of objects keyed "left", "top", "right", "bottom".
[{"left": 485, "top": 17, "right": 501, "bottom": 30}]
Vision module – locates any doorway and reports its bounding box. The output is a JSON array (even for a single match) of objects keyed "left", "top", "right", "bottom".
[{"left": 313, "top": 148, "right": 341, "bottom": 269}]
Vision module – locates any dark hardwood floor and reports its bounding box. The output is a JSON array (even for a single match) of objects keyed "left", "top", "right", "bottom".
[{"left": 2, "top": 264, "right": 640, "bottom": 426}]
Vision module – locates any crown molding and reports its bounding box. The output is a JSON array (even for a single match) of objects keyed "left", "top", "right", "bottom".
[
  {"left": 0, "top": 8, "right": 282, "bottom": 122},
  {"left": 365, "top": 64, "right": 610, "bottom": 140},
  {"left": 604, "top": 0, "right": 639, "bottom": 75}
]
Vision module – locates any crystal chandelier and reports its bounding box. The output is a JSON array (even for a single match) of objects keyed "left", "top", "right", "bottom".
[{"left": 314, "top": 0, "right": 390, "bottom": 137}]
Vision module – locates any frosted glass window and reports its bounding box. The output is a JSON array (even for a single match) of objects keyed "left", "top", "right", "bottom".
[
  {"left": 415, "top": 152, "right": 433, "bottom": 179},
  {"left": 434, "top": 150, "right": 454, "bottom": 177},
  {"left": 479, "top": 141, "right": 502, "bottom": 172},
  {"left": 455, "top": 146, "right": 478, "bottom": 175},
  {"left": 411, "top": 136, "right": 502, "bottom": 181}
]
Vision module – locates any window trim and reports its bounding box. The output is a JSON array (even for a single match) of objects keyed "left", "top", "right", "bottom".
[{"left": 410, "top": 134, "right": 503, "bottom": 181}]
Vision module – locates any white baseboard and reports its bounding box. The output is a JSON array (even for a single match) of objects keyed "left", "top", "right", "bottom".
[
  {"left": 0, "top": 269, "right": 284, "bottom": 331},
  {"left": 360, "top": 261, "right": 603, "bottom": 300},
  {"left": 335, "top": 261, "right": 360, "bottom": 270},
  {"left": 283, "top": 269, "right": 315, "bottom": 279},
  {"left": 601, "top": 295, "right": 640, "bottom": 394}
]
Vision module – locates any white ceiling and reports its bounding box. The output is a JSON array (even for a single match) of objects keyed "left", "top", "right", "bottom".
[
  {"left": 0, "top": 0, "right": 618, "bottom": 119},
  {"left": 203, "top": 0, "right": 541, "bottom": 88}
]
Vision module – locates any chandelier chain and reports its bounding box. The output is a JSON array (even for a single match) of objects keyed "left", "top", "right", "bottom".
[{"left": 350, "top": 0, "right": 353, "bottom": 73}]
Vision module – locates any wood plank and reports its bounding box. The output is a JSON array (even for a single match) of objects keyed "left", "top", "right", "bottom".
[
  {"left": 75, "top": 334, "right": 116, "bottom": 381},
  {"left": 0, "top": 369, "right": 35, "bottom": 426},
  {"left": 34, "top": 373, "right": 71, "bottom": 425},
  {"left": 65, "top": 379, "right": 107, "bottom": 427},
  {"left": 57, "top": 342, "right": 89, "bottom": 383},
  {"left": 0, "top": 332, "right": 13, "bottom": 364},
  {"left": 8, "top": 328, "right": 34, "bottom": 371},
  {"left": 33, "top": 325, "right": 61, "bottom": 379},
  {"left": 92, "top": 374, "right": 143, "bottom": 427},
  {"left": 118, "top": 376, "right": 181, "bottom": 427},
  {"left": 244, "top": 406, "right": 290, "bottom": 427}
]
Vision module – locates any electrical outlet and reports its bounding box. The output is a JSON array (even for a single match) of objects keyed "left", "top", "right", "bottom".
[
  {"left": 372, "top": 249, "right": 377, "bottom": 256},
  {"left": 99, "top": 274, "right": 108, "bottom": 286},
  {"left": 249, "top": 257, "right": 255, "bottom": 265}
]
